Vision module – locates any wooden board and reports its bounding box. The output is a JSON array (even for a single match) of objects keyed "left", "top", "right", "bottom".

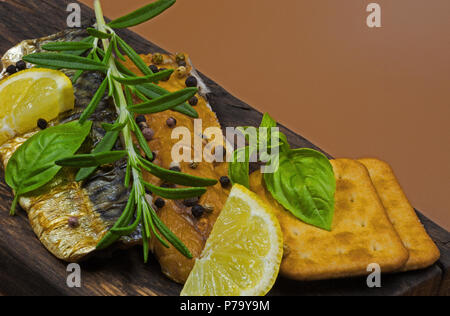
[{"left": 0, "top": 0, "right": 448, "bottom": 296}]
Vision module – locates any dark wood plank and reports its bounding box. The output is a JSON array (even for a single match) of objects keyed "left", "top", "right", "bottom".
[{"left": 0, "top": 0, "right": 448, "bottom": 296}]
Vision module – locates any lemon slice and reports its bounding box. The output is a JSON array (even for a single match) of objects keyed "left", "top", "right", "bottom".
[
  {"left": 0, "top": 68, "right": 74, "bottom": 145},
  {"left": 181, "top": 184, "right": 283, "bottom": 296}
]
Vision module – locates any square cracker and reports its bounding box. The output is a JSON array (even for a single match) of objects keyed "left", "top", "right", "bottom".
[
  {"left": 250, "top": 158, "right": 409, "bottom": 281},
  {"left": 358, "top": 158, "right": 440, "bottom": 271}
]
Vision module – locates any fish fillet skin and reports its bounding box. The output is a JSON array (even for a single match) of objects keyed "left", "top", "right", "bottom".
[{"left": 0, "top": 29, "right": 230, "bottom": 283}]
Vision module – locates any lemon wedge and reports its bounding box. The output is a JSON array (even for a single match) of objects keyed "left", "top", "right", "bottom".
[
  {"left": 181, "top": 184, "right": 283, "bottom": 296},
  {"left": 0, "top": 68, "right": 74, "bottom": 145}
]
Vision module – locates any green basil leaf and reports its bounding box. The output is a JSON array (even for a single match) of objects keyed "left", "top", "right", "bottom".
[
  {"left": 75, "top": 130, "right": 120, "bottom": 182},
  {"left": 139, "top": 158, "right": 217, "bottom": 187},
  {"left": 5, "top": 121, "right": 92, "bottom": 215},
  {"left": 108, "top": 0, "right": 176, "bottom": 29},
  {"left": 56, "top": 151, "right": 127, "bottom": 167},
  {"left": 113, "top": 69, "right": 173, "bottom": 85},
  {"left": 86, "top": 27, "right": 113, "bottom": 39},
  {"left": 23, "top": 53, "right": 108, "bottom": 72},
  {"left": 263, "top": 148, "right": 336, "bottom": 231},
  {"left": 42, "top": 41, "right": 94, "bottom": 51},
  {"left": 229, "top": 146, "right": 254, "bottom": 189},
  {"left": 79, "top": 77, "right": 109, "bottom": 124},
  {"left": 129, "top": 87, "right": 197, "bottom": 114},
  {"left": 143, "top": 181, "right": 206, "bottom": 200}
]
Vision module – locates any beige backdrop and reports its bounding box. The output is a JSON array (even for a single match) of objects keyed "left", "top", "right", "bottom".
[{"left": 80, "top": 0, "right": 450, "bottom": 230}]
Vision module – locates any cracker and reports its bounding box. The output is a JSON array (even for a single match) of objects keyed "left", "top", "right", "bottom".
[
  {"left": 358, "top": 158, "right": 440, "bottom": 271},
  {"left": 250, "top": 158, "right": 409, "bottom": 281}
]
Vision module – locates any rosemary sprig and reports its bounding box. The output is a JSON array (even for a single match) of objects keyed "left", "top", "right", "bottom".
[{"left": 22, "top": 0, "right": 215, "bottom": 261}]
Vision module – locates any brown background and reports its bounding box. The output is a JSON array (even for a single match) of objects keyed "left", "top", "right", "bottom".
[{"left": 79, "top": 0, "right": 450, "bottom": 230}]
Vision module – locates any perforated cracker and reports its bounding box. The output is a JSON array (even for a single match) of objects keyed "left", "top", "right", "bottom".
[
  {"left": 250, "top": 159, "right": 409, "bottom": 280},
  {"left": 359, "top": 158, "right": 440, "bottom": 271}
]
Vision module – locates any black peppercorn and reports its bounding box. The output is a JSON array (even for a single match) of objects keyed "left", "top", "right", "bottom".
[
  {"left": 185, "top": 76, "right": 198, "bottom": 87},
  {"left": 16, "top": 60, "right": 26, "bottom": 71},
  {"left": 170, "top": 166, "right": 181, "bottom": 172},
  {"left": 149, "top": 64, "right": 159, "bottom": 73},
  {"left": 68, "top": 216, "right": 79, "bottom": 228},
  {"left": 220, "top": 176, "right": 231, "bottom": 188},
  {"left": 191, "top": 205, "right": 205, "bottom": 218},
  {"left": 155, "top": 198, "right": 165, "bottom": 208},
  {"left": 188, "top": 96, "right": 198, "bottom": 106},
  {"left": 178, "top": 60, "right": 187, "bottom": 67},
  {"left": 6, "top": 65, "right": 17, "bottom": 75},
  {"left": 37, "top": 118, "right": 48, "bottom": 130},
  {"left": 183, "top": 197, "right": 199, "bottom": 207},
  {"left": 159, "top": 68, "right": 171, "bottom": 82},
  {"left": 192, "top": 205, "right": 205, "bottom": 218},
  {"left": 166, "top": 117, "right": 177, "bottom": 128},
  {"left": 135, "top": 115, "right": 147, "bottom": 124}
]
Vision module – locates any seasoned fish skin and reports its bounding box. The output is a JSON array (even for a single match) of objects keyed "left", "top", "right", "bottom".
[{"left": 0, "top": 29, "right": 131, "bottom": 262}]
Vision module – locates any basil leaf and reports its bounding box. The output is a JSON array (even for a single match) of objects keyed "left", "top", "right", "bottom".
[
  {"left": 5, "top": 121, "right": 92, "bottom": 215},
  {"left": 108, "top": 0, "right": 176, "bottom": 29},
  {"left": 143, "top": 181, "right": 206, "bottom": 200},
  {"left": 229, "top": 146, "right": 255, "bottom": 189},
  {"left": 42, "top": 41, "right": 94, "bottom": 51},
  {"left": 56, "top": 151, "right": 127, "bottom": 167},
  {"left": 75, "top": 130, "right": 120, "bottom": 182},
  {"left": 23, "top": 53, "right": 108, "bottom": 72},
  {"left": 86, "top": 27, "right": 112, "bottom": 39},
  {"left": 113, "top": 69, "right": 173, "bottom": 85},
  {"left": 129, "top": 87, "right": 197, "bottom": 114},
  {"left": 263, "top": 148, "right": 336, "bottom": 231},
  {"left": 139, "top": 158, "right": 217, "bottom": 187}
]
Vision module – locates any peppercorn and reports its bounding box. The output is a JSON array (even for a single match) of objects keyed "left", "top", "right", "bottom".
[
  {"left": 152, "top": 53, "right": 163, "bottom": 65},
  {"left": 6, "top": 65, "right": 17, "bottom": 75},
  {"left": 142, "top": 128, "right": 154, "bottom": 141},
  {"left": 166, "top": 117, "right": 177, "bottom": 128},
  {"left": 135, "top": 115, "right": 147, "bottom": 124},
  {"left": 16, "top": 60, "right": 26, "bottom": 71},
  {"left": 185, "top": 76, "right": 198, "bottom": 87},
  {"left": 155, "top": 198, "right": 165, "bottom": 208},
  {"left": 138, "top": 122, "right": 148, "bottom": 130},
  {"left": 183, "top": 197, "right": 199, "bottom": 207},
  {"left": 68, "top": 216, "right": 79, "bottom": 228},
  {"left": 192, "top": 205, "right": 205, "bottom": 218},
  {"left": 188, "top": 96, "right": 198, "bottom": 106},
  {"left": 159, "top": 68, "right": 171, "bottom": 82},
  {"left": 170, "top": 166, "right": 181, "bottom": 172},
  {"left": 176, "top": 66, "right": 187, "bottom": 79},
  {"left": 178, "top": 60, "right": 187, "bottom": 67},
  {"left": 149, "top": 64, "right": 159, "bottom": 73},
  {"left": 176, "top": 53, "right": 186, "bottom": 64},
  {"left": 220, "top": 176, "right": 231, "bottom": 188},
  {"left": 189, "top": 162, "right": 199, "bottom": 169},
  {"left": 37, "top": 118, "right": 48, "bottom": 130}
]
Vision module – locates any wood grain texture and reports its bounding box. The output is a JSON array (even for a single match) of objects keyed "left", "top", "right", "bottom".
[{"left": 0, "top": 0, "right": 448, "bottom": 296}]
